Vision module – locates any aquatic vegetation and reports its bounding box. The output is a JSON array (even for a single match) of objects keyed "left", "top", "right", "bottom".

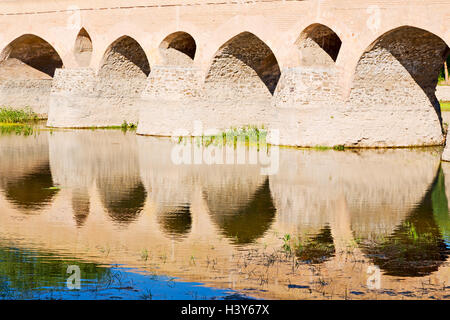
[
  {"left": 179, "top": 125, "right": 269, "bottom": 149},
  {"left": 0, "top": 123, "right": 34, "bottom": 136},
  {"left": 360, "top": 170, "right": 450, "bottom": 277},
  {"left": 0, "top": 107, "right": 38, "bottom": 123},
  {"left": 282, "top": 234, "right": 292, "bottom": 255},
  {"left": 121, "top": 121, "right": 138, "bottom": 132},
  {"left": 312, "top": 145, "right": 332, "bottom": 151},
  {"left": 293, "top": 227, "right": 336, "bottom": 264},
  {"left": 0, "top": 246, "right": 111, "bottom": 299},
  {"left": 141, "top": 249, "right": 149, "bottom": 262},
  {"left": 312, "top": 145, "right": 345, "bottom": 151},
  {"left": 333, "top": 145, "right": 345, "bottom": 151},
  {"left": 0, "top": 107, "right": 39, "bottom": 136}
]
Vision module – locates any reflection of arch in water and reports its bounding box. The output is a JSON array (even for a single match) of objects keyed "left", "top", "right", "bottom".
[
  {"left": 360, "top": 168, "right": 449, "bottom": 277},
  {"left": 294, "top": 226, "right": 335, "bottom": 264},
  {"left": 432, "top": 167, "right": 450, "bottom": 246},
  {"left": 97, "top": 179, "right": 146, "bottom": 225},
  {"left": 205, "top": 178, "right": 276, "bottom": 245},
  {"left": 72, "top": 188, "right": 90, "bottom": 227},
  {"left": 0, "top": 133, "right": 50, "bottom": 185},
  {"left": 157, "top": 205, "right": 192, "bottom": 240},
  {"left": 4, "top": 163, "right": 59, "bottom": 214}
]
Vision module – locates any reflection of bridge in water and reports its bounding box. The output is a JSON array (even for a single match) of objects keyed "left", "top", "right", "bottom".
[{"left": 0, "top": 131, "right": 449, "bottom": 299}]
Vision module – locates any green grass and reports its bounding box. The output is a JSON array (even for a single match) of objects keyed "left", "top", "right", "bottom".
[
  {"left": 312, "top": 145, "right": 345, "bottom": 151},
  {"left": 440, "top": 101, "right": 450, "bottom": 111},
  {"left": 0, "top": 107, "right": 38, "bottom": 124}
]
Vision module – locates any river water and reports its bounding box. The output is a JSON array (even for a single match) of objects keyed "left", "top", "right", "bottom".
[{"left": 0, "top": 124, "right": 449, "bottom": 300}]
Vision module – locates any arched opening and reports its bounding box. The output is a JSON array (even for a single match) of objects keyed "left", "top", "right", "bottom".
[
  {"left": 0, "top": 34, "right": 63, "bottom": 116},
  {"left": 205, "top": 32, "right": 281, "bottom": 98},
  {"left": 0, "top": 34, "right": 63, "bottom": 78},
  {"left": 74, "top": 28, "right": 92, "bottom": 67},
  {"left": 350, "top": 27, "right": 449, "bottom": 129},
  {"left": 72, "top": 188, "right": 90, "bottom": 227},
  {"left": 159, "top": 32, "right": 196, "bottom": 66},
  {"left": 99, "top": 36, "right": 150, "bottom": 78},
  {"left": 96, "top": 36, "right": 150, "bottom": 124},
  {"left": 296, "top": 24, "right": 341, "bottom": 66}
]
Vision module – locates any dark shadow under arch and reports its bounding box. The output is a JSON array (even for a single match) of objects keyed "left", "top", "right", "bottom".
[
  {"left": 359, "top": 167, "right": 449, "bottom": 277},
  {"left": 72, "top": 188, "right": 90, "bottom": 227},
  {"left": 205, "top": 178, "right": 276, "bottom": 245},
  {"left": 98, "top": 179, "right": 147, "bottom": 226},
  {"left": 296, "top": 23, "right": 342, "bottom": 65},
  {"left": 158, "top": 205, "right": 192, "bottom": 240},
  {"left": 4, "top": 163, "right": 59, "bottom": 214},
  {"left": 159, "top": 32, "right": 196, "bottom": 65},
  {"left": 99, "top": 36, "right": 150, "bottom": 77},
  {"left": 351, "top": 26, "right": 449, "bottom": 126},
  {"left": 205, "top": 32, "right": 281, "bottom": 95},
  {"left": 74, "top": 28, "right": 93, "bottom": 67},
  {"left": 0, "top": 34, "right": 63, "bottom": 78}
]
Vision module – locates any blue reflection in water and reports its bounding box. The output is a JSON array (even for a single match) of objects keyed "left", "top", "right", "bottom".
[
  {"left": 37, "top": 267, "right": 250, "bottom": 300},
  {"left": 0, "top": 247, "right": 253, "bottom": 300}
]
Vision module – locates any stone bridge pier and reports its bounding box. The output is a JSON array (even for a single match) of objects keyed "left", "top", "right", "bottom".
[{"left": 0, "top": 0, "right": 448, "bottom": 147}]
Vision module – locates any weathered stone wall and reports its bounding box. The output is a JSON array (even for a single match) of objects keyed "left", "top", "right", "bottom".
[
  {"left": 344, "top": 27, "right": 447, "bottom": 147},
  {"left": 0, "top": 35, "right": 62, "bottom": 116},
  {"left": 49, "top": 36, "right": 151, "bottom": 127},
  {"left": 269, "top": 26, "right": 449, "bottom": 147},
  {"left": 137, "top": 66, "right": 202, "bottom": 136},
  {"left": 48, "top": 68, "right": 146, "bottom": 127},
  {"left": 0, "top": 79, "right": 52, "bottom": 116},
  {"left": 137, "top": 62, "right": 275, "bottom": 136},
  {"left": 268, "top": 23, "right": 343, "bottom": 146}
]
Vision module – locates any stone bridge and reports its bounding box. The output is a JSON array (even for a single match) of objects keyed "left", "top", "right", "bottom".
[{"left": 0, "top": 0, "right": 450, "bottom": 147}]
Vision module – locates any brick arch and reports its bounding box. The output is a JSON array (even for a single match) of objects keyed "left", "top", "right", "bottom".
[
  {"left": 90, "top": 23, "right": 153, "bottom": 73},
  {"left": 296, "top": 23, "right": 342, "bottom": 66},
  {"left": 200, "top": 15, "right": 284, "bottom": 70},
  {"left": 344, "top": 26, "right": 449, "bottom": 147},
  {"left": 279, "top": 17, "right": 350, "bottom": 70},
  {"left": 204, "top": 31, "right": 281, "bottom": 99},
  {"left": 98, "top": 35, "right": 150, "bottom": 78},
  {"left": 342, "top": 24, "right": 450, "bottom": 97},
  {"left": 0, "top": 34, "right": 64, "bottom": 78},
  {"left": 158, "top": 31, "right": 196, "bottom": 66},
  {"left": 73, "top": 27, "right": 93, "bottom": 68},
  {"left": 350, "top": 26, "right": 449, "bottom": 115}
]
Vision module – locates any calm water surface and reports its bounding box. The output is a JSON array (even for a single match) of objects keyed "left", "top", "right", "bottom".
[{"left": 0, "top": 125, "right": 449, "bottom": 300}]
